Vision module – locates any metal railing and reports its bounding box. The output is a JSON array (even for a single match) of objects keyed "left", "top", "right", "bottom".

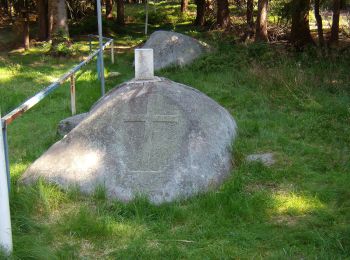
[
  {"left": 0, "top": 35, "right": 115, "bottom": 253},
  {"left": 2, "top": 35, "right": 114, "bottom": 183},
  {"left": 3, "top": 36, "right": 114, "bottom": 126}
]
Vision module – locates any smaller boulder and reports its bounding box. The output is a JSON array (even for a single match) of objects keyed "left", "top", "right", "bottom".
[
  {"left": 57, "top": 113, "right": 88, "bottom": 136},
  {"left": 246, "top": 153, "right": 275, "bottom": 166},
  {"left": 108, "top": 71, "right": 121, "bottom": 78},
  {"left": 142, "top": 31, "right": 210, "bottom": 70}
]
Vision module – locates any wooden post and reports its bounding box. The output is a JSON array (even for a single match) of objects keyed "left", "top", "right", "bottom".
[
  {"left": 111, "top": 40, "right": 115, "bottom": 64},
  {"left": 70, "top": 75, "right": 76, "bottom": 115}
]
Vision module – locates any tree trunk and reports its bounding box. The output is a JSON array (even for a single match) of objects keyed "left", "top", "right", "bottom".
[
  {"left": 290, "top": 0, "right": 314, "bottom": 48},
  {"left": 1, "top": 0, "right": 8, "bottom": 15},
  {"left": 106, "top": 0, "right": 114, "bottom": 19},
  {"left": 329, "top": 0, "right": 340, "bottom": 44},
  {"left": 14, "top": 0, "right": 21, "bottom": 15},
  {"left": 117, "top": 0, "right": 124, "bottom": 24},
  {"left": 314, "top": 0, "right": 324, "bottom": 47},
  {"left": 37, "top": 0, "right": 48, "bottom": 41},
  {"left": 50, "top": 0, "right": 69, "bottom": 36},
  {"left": 8, "top": 0, "right": 12, "bottom": 22},
  {"left": 255, "top": 0, "right": 268, "bottom": 42},
  {"left": 22, "top": 2, "right": 30, "bottom": 50},
  {"left": 247, "top": 0, "right": 254, "bottom": 29},
  {"left": 93, "top": 0, "right": 97, "bottom": 13},
  {"left": 49, "top": 0, "right": 69, "bottom": 45},
  {"left": 181, "top": 0, "right": 188, "bottom": 13},
  {"left": 195, "top": 0, "right": 206, "bottom": 26},
  {"left": 217, "top": 0, "right": 230, "bottom": 29}
]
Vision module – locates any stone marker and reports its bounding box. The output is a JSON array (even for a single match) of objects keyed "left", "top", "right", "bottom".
[
  {"left": 135, "top": 49, "right": 154, "bottom": 80},
  {"left": 142, "top": 30, "right": 210, "bottom": 70},
  {"left": 22, "top": 49, "right": 236, "bottom": 204}
]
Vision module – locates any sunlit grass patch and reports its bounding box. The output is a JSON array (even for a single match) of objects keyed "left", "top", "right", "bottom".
[
  {"left": 273, "top": 192, "right": 325, "bottom": 215},
  {"left": 10, "top": 162, "right": 30, "bottom": 180}
]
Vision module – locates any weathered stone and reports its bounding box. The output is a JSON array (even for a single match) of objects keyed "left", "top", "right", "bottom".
[
  {"left": 57, "top": 113, "right": 88, "bottom": 136},
  {"left": 22, "top": 77, "right": 236, "bottom": 204},
  {"left": 141, "top": 31, "right": 210, "bottom": 70},
  {"left": 246, "top": 153, "right": 275, "bottom": 166},
  {"left": 135, "top": 49, "right": 154, "bottom": 80},
  {"left": 108, "top": 71, "right": 121, "bottom": 78},
  {"left": 23, "top": 48, "right": 235, "bottom": 204}
]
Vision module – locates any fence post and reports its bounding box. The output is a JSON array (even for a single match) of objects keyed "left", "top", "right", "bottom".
[
  {"left": 1, "top": 123, "right": 10, "bottom": 191},
  {"left": 70, "top": 75, "right": 76, "bottom": 116},
  {"left": 0, "top": 116, "right": 13, "bottom": 255},
  {"left": 89, "top": 36, "right": 92, "bottom": 52},
  {"left": 111, "top": 40, "right": 115, "bottom": 64},
  {"left": 145, "top": 0, "right": 149, "bottom": 35},
  {"left": 96, "top": 0, "right": 105, "bottom": 96}
]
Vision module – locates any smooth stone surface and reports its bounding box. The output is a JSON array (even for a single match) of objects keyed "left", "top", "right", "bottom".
[
  {"left": 142, "top": 31, "right": 210, "bottom": 70},
  {"left": 246, "top": 153, "right": 275, "bottom": 166},
  {"left": 57, "top": 113, "right": 88, "bottom": 137},
  {"left": 22, "top": 77, "right": 236, "bottom": 204},
  {"left": 135, "top": 49, "right": 154, "bottom": 80}
]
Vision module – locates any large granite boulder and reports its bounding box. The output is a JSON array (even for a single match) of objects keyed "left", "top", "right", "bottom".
[
  {"left": 22, "top": 77, "right": 236, "bottom": 203},
  {"left": 142, "top": 31, "right": 210, "bottom": 70},
  {"left": 21, "top": 50, "right": 236, "bottom": 204}
]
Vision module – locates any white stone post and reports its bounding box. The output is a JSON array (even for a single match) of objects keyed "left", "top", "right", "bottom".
[
  {"left": 135, "top": 49, "right": 154, "bottom": 80},
  {"left": 0, "top": 118, "right": 12, "bottom": 255}
]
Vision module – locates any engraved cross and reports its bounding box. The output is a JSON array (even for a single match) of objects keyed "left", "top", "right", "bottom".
[{"left": 124, "top": 94, "right": 179, "bottom": 172}]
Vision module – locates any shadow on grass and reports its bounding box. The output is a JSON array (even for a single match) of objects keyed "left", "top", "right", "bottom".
[{"left": 8, "top": 160, "right": 349, "bottom": 259}]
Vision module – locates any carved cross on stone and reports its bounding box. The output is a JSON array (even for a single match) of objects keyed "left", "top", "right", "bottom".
[{"left": 123, "top": 93, "right": 179, "bottom": 173}]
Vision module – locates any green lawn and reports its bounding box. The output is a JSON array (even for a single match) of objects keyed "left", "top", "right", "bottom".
[{"left": 1, "top": 6, "right": 350, "bottom": 259}]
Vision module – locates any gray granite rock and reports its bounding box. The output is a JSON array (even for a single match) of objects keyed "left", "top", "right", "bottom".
[
  {"left": 22, "top": 77, "right": 236, "bottom": 204},
  {"left": 57, "top": 113, "right": 88, "bottom": 137},
  {"left": 142, "top": 31, "right": 210, "bottom": 70},
  {"left": 246, "top": 153, "right": 275, "bottom": 166}
]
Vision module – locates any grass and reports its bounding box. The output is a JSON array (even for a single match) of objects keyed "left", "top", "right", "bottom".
[{"left": 1, "top": 3, "right": 350, "bottom": 259}]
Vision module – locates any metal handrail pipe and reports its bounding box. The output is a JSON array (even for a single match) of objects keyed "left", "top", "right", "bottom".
[{"left": 2, "top": 39, "right": 113, "bottom": 127}]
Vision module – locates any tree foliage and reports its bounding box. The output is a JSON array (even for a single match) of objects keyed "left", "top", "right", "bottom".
[{"left": 0, "top": 0, "right": 349, "bottom": 50}]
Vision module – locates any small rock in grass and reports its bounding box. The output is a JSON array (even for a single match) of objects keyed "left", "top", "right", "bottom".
[
  {"left": 108, "top": 71, "right": 121, "bottom": 78},
  {"left": 246, "top": 153, "right": 275, "bottom": 166},
  {"left": 57, "top": 113, "right": 88, "bottom": 137}
]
